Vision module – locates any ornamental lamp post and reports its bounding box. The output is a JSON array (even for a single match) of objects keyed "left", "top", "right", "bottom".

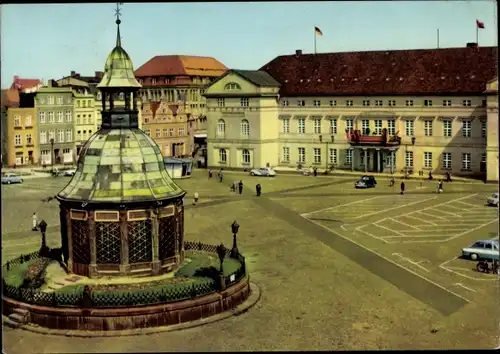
[
  {"left": 230, "top": 220, "right": 240, "bottom": 257},
  {"left": 50, "top": 138, "right": 55, "bottom": 173},
  {"left": 38, "top": 219, "right": 48, "bottom": 254}
]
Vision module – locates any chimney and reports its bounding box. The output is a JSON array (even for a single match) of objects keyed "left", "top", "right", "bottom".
[
  {"left": 95, "top": 71, "right": 103, "bottom": 79},
  {"left": 466, "top": 42, "right": 478, "bottom": 48},
  {"left": 70, "top": 71, "right": 76, "bottom": 77},
  {"left": 295, "top": 50, "right": 303, "bottom": 55},
  {"left": 75, "top": 73, "right": 81, "bottom": 78}
]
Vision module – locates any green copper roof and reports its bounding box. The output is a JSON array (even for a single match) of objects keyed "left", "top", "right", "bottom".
[
  {"left": 97, "top": 45, "right": 142, "bottom": 89},
  {"left": 57, "top": 129, "right": 185, "bottom": 203}
]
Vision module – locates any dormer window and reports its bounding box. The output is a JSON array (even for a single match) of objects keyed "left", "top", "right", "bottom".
[
  {"left": 151, "top": 78, "right": 157, "bottom": 85},
  {"left": 224, "top": 82, "right": 241, "bottom": 90}
]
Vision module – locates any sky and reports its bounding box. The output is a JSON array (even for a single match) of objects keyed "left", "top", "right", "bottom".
[{"left": 1, "top": 1, "right": 497, "bottom": 88}]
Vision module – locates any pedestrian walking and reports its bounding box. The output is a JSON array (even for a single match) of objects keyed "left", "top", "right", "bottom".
[
  {"left": 208, "top": 169, "right": 213, "bottom": 179},
  {"left": 400, "top": 181, "right": 405, "bottom": 195},
  {"left": 389, "top": 177, "right": 395, "bottom": 187},
  {"left": 256, "top": 183, "right": 262, "bottom": 196},
  {"left": 193, "top": 191, "right": 199, "bottom": 205},
  {"left": 437, "top": 180, "right": 443, "bottom": 193},
  {"left": 313, "top": 167, "right": 318, "bottom": 177},
  {"left": 219, "top": 172, "right": 224, "bottom": 183},
  {"left": 238, "top": 180, "right": 243, "bottom": 195},
  {"left": 445, "top": 171, "right": 452, "bottom": 182},
  {"left": 32, "top": 212, "right": 38, "bottom": 231}
]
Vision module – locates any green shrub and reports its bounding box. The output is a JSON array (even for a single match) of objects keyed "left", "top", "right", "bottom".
[
  {"left": 22, "top": 257, "right": 53, "bottom": 289},
  {"left": 3, "top": 261, "right": 34, "bottom": 288}
]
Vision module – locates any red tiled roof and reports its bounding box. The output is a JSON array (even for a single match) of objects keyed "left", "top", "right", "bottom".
[
  {"left": 135, "top": 55, "right": 227, "bottom": 78},
  {"left": 10, "top": 76, "right": 41, "bottom": 91},
  {"left": 260, "top": 47, "right": 498, "bottom": 96},
  {"left": 1, "top": 89, "right": 20, "bottom": 108}
]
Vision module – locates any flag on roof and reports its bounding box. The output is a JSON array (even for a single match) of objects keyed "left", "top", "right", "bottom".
[
  {"left": 314, "top": 26, "right": 323, "bottom": 36},
  {"left": 476, "top": 19, "right": 485, "bottom": 29}
]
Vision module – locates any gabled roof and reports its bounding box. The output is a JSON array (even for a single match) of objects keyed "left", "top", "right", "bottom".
[
  {"left": 135, "top": 55, "right": 227, "bottom": 77},
  {"left": 260, "top": 46, "right": 498, "bottom": 96},
  {"left": 10, "top": 76, "right": 42, "bottom": 92},
  {"left": 231, "top": 69, "right": 281, "bottom": 87}
]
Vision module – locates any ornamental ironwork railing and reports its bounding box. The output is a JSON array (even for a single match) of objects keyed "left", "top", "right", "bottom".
[{"left": 2, "top": 242, "right": 247, "bottom": 308}]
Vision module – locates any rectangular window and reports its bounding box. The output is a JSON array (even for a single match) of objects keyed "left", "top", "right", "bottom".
[
  {"left": 424, "top": 120, "right": 433, "bottom": 136},
  {"left": 156, "top": 129, "right": 161, "bottom": 138},
  {"left": 65, "top": 129, "right": 72, "bottom": 142},
  {"left": 240, "top": 97, "right": 249, "bottom": 107},
  {"left": 345, "top": 149, "right": 352, "bottom": 164},
  {"left": 26, "top": 134, "right": 32, "bottom": 145},
  {"left": 362, "top": 100, "right": 370, "bottom": 106},
  {"left": 163, "top": 128, "right": 168, "bottom": 137},
  {"left": 313, "top": 148, "right": 321, "bottom": 163},
  {"left": 374, "top": 120, "right": 382, "bottom": 135},
  {"left": 57, "top": 129, "right": 64, "bottom": 142},
  {"left": 329, "top": 100, "right": 336, "bottom": 107},
  {"left": 313, "top": 100, "right": 321, "bottom": 107},
  {"left": 424, "top": 100, "right": 433, "bottom": 107},
  {"left": 65, "top": 111, "right": 72, "bottom": 122},
  {"left": 405, "top": 100, "right": 414, "bottom": 107},
  {"left": 362, "top": 120, "right": 370, "bottom": 135},
  {"left": 329, "top": 148, "right": 337, "bottom": 165},
  {"left": 282, "top": 100, "right": 289, "bottom": 107},
  {"left": 48, "top": 96, "right": 54, "bottom": 104},
  {"left": 443, "top": 120, "right": 452, "bottom": 137},
  {"left": 345, "top": 119, "right": 353, "bottom": 132},
  {"left": 345, "top": 100, "right": 353, "bottom": 106},
  {"left": 375, "top": 100, "right": 383, "bottom": 106},
  {"left": 462, "top": 120, "right": 471, "bottom": 137},
  {"left": 57, "top": 112, "right": 63, "bottom": 122},
  {"left": 63, "top": 148, "right": 71, "bottom": 154},
  {"left": 424, "top": 152, "right": 432, "bottom": 169},
  {"left": 443, "top": 152, "right": 452, "bottom": 169},
  {"left": 313, "top": 118, "right": 321, "bottom": 134},
  {"left": 25, "top": 115, "right": 32, "bottom": 126},
  {"left": 88, "top": 114, "right": 93, "bottom": 124},
  {"left": 282, "top": 147, "right": 290, "bottom": 162},
  {"left": 14, "top": 115, "right": 21, "bottom": 127},
  {"left": 48, "top": 112, "right": 54, "bottom": 123},
  {"left": 298, "top": 147, "right": 306, "bottom": 163},
  {"left": 405, "top": 151, "right": 413, "bottom": 168},
  {"left": 462, "top": 153, "right": 471, "bottom": 170},
  {"left": 144, "top": 130, "right": 150, "bottom": 136},
  {"left": 14, "top": 134, "right": 22, "bottom": 146},
  {"left": 387, "top": 119, "right": 395, "bottom": 135},
  {"left": 481, "top": 120, "right": 486, "bottom": 138},
  {"left": 462, "top": 100, "right": 471, "bottom": 107},
  {"left": 442, "top": 100, "right": 451, "bottom": 107},
  {"left": 40, "top": 131, "right": 47, "bottom": 144},
  {"left": 329, "top": 119, "right": 337, "bottom": 135},
  {"left": 282, "top": 118, "right": 290, "bottom": 133},
  {"left": 297, "top": 100, "right": 305, "bottom": 106},
  {"left": 298, "top": 118, "right": 306, "bottom": 134},
  {"left": 405, "top": 120, "right": 414, "bottom": 136},
  {"left": 179, "top": 128, "right": 185, "bottom": 136},
  {"left": 217, "top": 98, "right": 225, "bottom": 107},
  {"left": 388, "top": 100, "right": 396, "bottom": 107},
  {"left": 39, "top": 112, "right": 46, "bottom": 123},
  {"left": 169, "top": 128, "right": 175, "bottom": 136},
  {"left": 56, "top": 96, "right": 63, "bottom": 104}
]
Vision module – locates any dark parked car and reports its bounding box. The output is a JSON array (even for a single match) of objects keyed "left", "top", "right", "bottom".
[{"left": 355, "top": 175, "right": 377, "bottom": 189}]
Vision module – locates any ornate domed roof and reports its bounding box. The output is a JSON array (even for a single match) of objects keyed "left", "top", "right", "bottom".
[
  {"left": 57, "top": 129, "right": 185, "bottom": 204},
  {"left": 97, "top": 21, "right": 141, "bottom": 89}
]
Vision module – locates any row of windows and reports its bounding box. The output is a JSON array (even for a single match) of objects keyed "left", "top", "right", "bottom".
[
  {"left": 140, "top": 88, "right": 206, "bottom": 102},
  {"left": 13, "top": 115, "right": 33, "bottom": 127},
  {"left": 38, "top": 96, "right": 71, "bottom": 105},
  {"left": 281, "top": 118, "right": 486, "bottom": 138},
  {"left": 216, "top": 98, "right": 249, "bottom": 107},
  {"left": 216, "top": 119, "right": 249, "bottom": 136},
  {"left": 218, "top": 148, "right": 251, "bottom": 164},
  {"left": 39, "top": 111, "right": 72, "bottom": 124},
  {"left": 39, "top": 130, "right": 73, "bottom": 144},
  {"left": 40, "top": 148, "right": 72, "bottom": 156},
  {"left": 404, "top": 151, "right": 482, "bottom": 171},
  {"left": 282, "top": 147, "right": 339, "bottom": 165},
  {"left": 13, "top": 134, "right": 34, "bottom": 146},
  {"left": 76, "top": 130, "right": 94, "bottom": 141},
  {"left": 75, "top": 99, "right": 94, "bottom": 108},
  {"left": 144, "top": 128, "right": 185, "bottom": 138},
  {"left": 284, "top": 99, "right": 483, "bottom": 108},
  {"left": 76, "top": 115, "right": 94, "bottom": 125}
]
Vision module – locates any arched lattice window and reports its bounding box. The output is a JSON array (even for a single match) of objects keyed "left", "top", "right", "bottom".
[
  {"left": 219, "top": 149, "right": 227, "bottom": 163},
  {"left": 95, "top": 222, "right": 121, "bottom": 264},
  {"left": 224, "top": 82, "right": 241, "bottom": 90},
  {"left": 128, "top": 220, "right": 153, "bottom": 263},
  {"left": 241, "top": 119, "right": 250, "bottom": 136},
  {"left": 242, "top": 149, "right": 251, "bottom": 164},
  {"left": 217, "top": 119, "right": 225, "bottom": 136}
]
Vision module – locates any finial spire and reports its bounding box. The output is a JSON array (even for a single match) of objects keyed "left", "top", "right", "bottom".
[{"left": 115, "top": 2, "right": 123, "bottom": 47}]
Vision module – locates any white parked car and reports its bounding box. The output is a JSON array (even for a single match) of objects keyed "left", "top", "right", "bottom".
[
  {"left": 461, "top": 240, "right": 500, "bottom": 261},
  {"left": 249, "top": 168, "right": 276, "bottom": 177},
  {"left": 487, "top": 193, "right": 499, "bottom": 207},
  {"left": 63, "top": 168, "right": 77, "bottom": 177}
]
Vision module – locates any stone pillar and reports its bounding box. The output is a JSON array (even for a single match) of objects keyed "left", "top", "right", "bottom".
[
  {"left": 88, "top": 211, "right": 98, "bottom": 277},
  {"left": 151, "top": 209, "right": 161, "bottom": 275},
  {"left": 119, "top": 211, "right": 130, "bottom": 274},
  {"left": 364, "top": 148, "right": 368, "bottom": 172},
  {"left": 351, "top": 148, "right": 355, "bottom": 171}
]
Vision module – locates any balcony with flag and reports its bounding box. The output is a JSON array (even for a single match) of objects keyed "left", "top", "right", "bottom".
[{"left": 347, "top": 128, "right": 401, "bottom": 147}]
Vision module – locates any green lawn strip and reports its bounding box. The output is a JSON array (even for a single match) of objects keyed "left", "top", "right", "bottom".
[
  {"left": 176, "top": 250, "right": 241, "bottom": 277},
  {"left": 3, "top": 259, "right": 36, "bottom": 287}
]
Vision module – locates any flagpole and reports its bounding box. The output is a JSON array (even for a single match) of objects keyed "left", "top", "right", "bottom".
[
  {"left": 437, "top": 29, "right": 440, "bottom": 48},
  {"left": 476, "top": 25, "right": 479, "bottom": 45},
  {"left": 314, "top": 28, "right": 317, "bottom": 54}
]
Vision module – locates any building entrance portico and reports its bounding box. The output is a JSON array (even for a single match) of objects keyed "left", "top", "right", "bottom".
[{"left": 351, "top": 147, "right": 398, "bottom": 173}]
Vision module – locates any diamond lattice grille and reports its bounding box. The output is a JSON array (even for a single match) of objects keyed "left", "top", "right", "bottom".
[
  {"left": 177, "top": 206, "right": 184, "bottom": 252},
  {"left": 128, "top": 220, "right": 153, "bottom": 263},
  {"left": 96, "top": 221, "right": 121, "bottom": 264},
  {"left": 71, "top": 220, "right": 90, "bottom": 264},
  {"left": 159, "top": 216, "right": 176, "bottom": 260}
]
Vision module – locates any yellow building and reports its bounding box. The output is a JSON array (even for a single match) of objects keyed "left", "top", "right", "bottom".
[
  {"left": 141, "top": 99, "right": 189, "bottom": 157},
  {"left": 4, "top": 106, "right": 38, "bottom": 166},
  {"left": 74, "top": 91, "right": 97, "bottom": 155},
  {"left": 205, "top": 47, "right": 499, "bottom": 182}
]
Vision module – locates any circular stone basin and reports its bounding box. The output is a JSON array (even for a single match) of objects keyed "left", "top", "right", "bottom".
[{"left": 2, "top": 245, "right": 251, "bottom": 332}]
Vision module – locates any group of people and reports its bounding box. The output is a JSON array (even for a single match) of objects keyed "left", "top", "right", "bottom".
[
  {"left": 389, "top": 171, "right": 451, "bottom": 194},
  {"left": 206, "top": 168, "right": 263, "bottom": 199}
]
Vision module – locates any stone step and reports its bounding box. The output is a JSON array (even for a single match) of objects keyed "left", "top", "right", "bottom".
[
  {"left": 12, "top": 308, "right": 29, "bottom": 316},
  {"left": 8, "top": 313, "right": 27, "bottom": 324}
]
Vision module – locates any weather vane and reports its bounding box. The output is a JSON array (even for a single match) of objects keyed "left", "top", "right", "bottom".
[{"left": 115, "top": 2, "right": 123, "bottom": 23}]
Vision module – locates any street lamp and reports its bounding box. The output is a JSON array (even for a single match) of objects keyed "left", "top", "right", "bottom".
[
  {"left": 50, "top": 138, "right": 55, "bottom": 173},
  {"left": 38, "top": 219, "right": 48, "bottom": 254},
  {"left": 230, "top": 221, "right": 240, "bottom": 257}
]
